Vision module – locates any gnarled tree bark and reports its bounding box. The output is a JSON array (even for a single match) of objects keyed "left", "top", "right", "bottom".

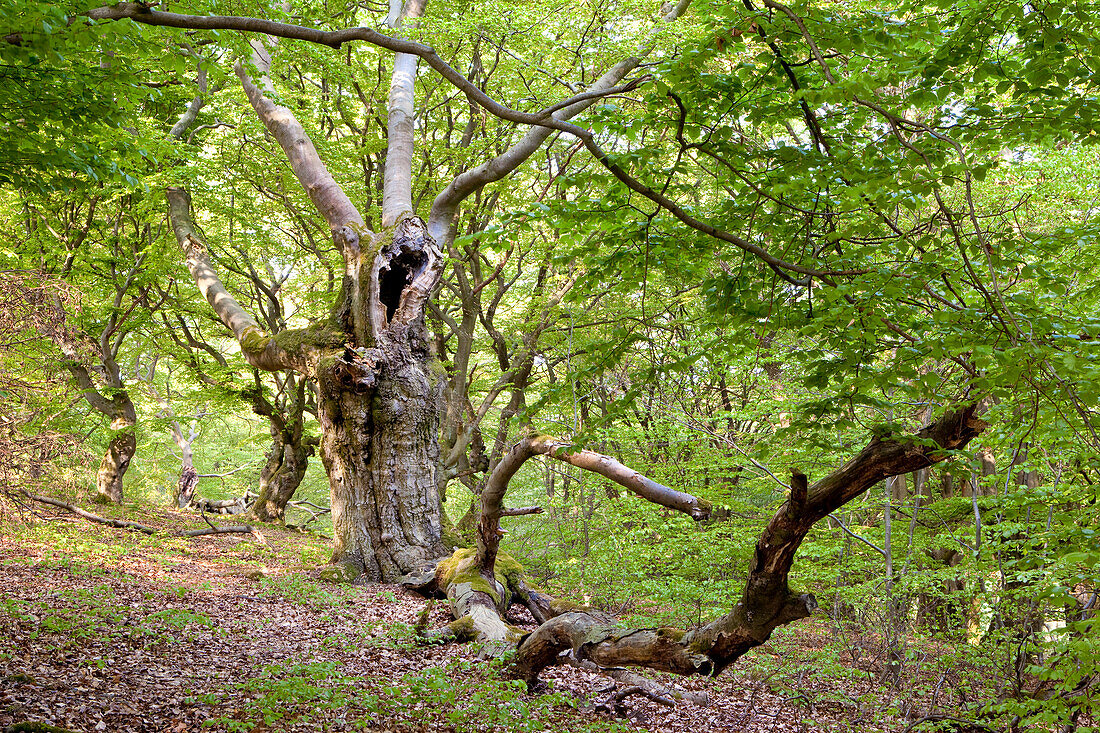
[{"left": 167, "top": 46, "right": 449, "bottom": 579}]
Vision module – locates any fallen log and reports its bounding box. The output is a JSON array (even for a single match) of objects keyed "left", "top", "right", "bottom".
[
  {"left": 19, "top": 490, "right": 256, "bottom": 539},
  {"left": 510, "top": 405, "right": 986, "bottom": 683},
  {"left": 21, "top": 491, "right": 157, "bottom": 534}
]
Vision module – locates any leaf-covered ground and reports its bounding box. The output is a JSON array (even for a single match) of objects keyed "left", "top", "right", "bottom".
[{"left": 0, "top": 502, "right": 973, "bottom": 732}]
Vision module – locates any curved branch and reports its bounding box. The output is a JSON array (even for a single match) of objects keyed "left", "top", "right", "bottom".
[
  {"left": 478, "top": 434, "right": 711, "bottom": 571},
  {"left": 233, "top": 58, "right": 366, "bottom": 240},
  {"left": 512, "top": 404, "right": 987, "bottom": 683},
  {"left": 166, "top": 187, "right": 301, "bottom": 372}
]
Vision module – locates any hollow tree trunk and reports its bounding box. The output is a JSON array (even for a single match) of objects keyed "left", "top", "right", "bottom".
[
  {"left": 253, "top": 433, "right": 315, "bottom": 522},
  {"left": 319, "top": 337, "right": 447, "bottom": 581}
]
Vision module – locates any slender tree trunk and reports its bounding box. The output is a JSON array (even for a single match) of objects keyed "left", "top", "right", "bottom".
[{"left": 165, "top": 417, "right": 199, "bottom": 507}]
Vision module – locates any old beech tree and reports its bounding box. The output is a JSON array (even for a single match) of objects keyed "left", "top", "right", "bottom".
[{"left": 87, "top": 0, "right": 999, "bottom": 684}]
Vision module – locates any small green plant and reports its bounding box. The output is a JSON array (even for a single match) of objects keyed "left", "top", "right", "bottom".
[
  {"left": 257, "top": 574, "right": 349, "bottom": 610},
  {"left": 131, "top": 608, "right": 217, "bottom": 645},
  {"left": 298, "top": 545, "right": 329, "bottom": 565},
  {"left": 205, "top": 660, "right": 354, "bottom": 732}
]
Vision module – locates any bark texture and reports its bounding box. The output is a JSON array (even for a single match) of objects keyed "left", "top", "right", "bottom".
[
  {"left": 246, "top": 376, "right": 317, "bottom": 523},
  {"left": 88, "top": 388, "right": 137, "bottom": 504},
  {"left": 319, "top": 313, "right": 447, "bottom": 580},
  {"left": 254, "top": 435, "right": 314, "bottom": 522},
  {"left": 168, "top": 58, "right": 446, "bottom": 579}
]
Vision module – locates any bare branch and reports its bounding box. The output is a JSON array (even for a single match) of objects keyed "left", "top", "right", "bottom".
[
  {"left": 166, "top": 188, "right": 304, "bottom": 372},
  {"left": 500, "top": 506, "right": 543, "bottom": 516},
  {"left": 478, "top": 434, "right": 710, "bottom": 572},
  {"left": 382, "top": 0, "right": 427, "bottom": 227}
]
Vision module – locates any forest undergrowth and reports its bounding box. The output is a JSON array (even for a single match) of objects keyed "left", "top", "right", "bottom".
[{"left": 0, "top": 494, "right": 1020, "bottom": 733}]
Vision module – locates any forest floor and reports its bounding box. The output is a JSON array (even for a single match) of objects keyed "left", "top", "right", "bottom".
[{"left": 0, "top": 499, "right": 975, "bottom": 733}]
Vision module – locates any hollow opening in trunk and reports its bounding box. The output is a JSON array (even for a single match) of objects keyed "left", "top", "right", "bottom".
[{"left": 378, "top": 246, "right": 427, "bottom": 322}]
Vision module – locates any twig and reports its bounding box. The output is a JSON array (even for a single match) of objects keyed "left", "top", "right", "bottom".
[
  {"left": 286, "top": 498, "right": 331, "bottom": 526},
  {"left": 194, "top": 462, "right": 259, "bottom": 478},
  {"left": 827, "top": 512, "right": 886, "bottom": 557}
]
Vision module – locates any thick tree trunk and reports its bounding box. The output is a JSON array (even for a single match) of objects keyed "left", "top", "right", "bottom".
[
  {"left": 169, "top": 134, "right": 445, "bottom": 584},
  {"left": 95, "top": 429, "right": 135, "bottom": 504},
  {"left": 319, "top": 340, "right": 446, "bottom": 581},
  {"left": 253, "top": 433, "right": 315, "bottom": 522},
  {"left": 93, "top": 394, "right": 137, "bottom": 504}
]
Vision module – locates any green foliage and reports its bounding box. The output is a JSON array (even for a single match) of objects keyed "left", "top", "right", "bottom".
[{"left": 0, "top": 2, "right": 164, "bottom": 190}]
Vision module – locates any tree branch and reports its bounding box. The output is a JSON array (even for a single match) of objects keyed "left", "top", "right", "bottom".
[
  {"left": 477, "top": 434, "right": 710, "bottom": 572},
  {"left": 381, "top": 0, "right": 426, "bottom": 227},
  {"left": 166, "top": 187, "right": 303, "bottom": 372},
  {"left": 233, "top": 61, "right": 367, "bottom": 242},
  {"left": 87, "top": 2, "right": 847, "bottom": 282},
  {"left": 511, "top": 404, "right": 987, "bottom": 683},
  {"left": 21, "top": 490, "right": 156, "bottom": 534}
]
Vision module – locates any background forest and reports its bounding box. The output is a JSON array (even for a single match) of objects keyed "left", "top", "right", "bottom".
[{"left": 1, "top": 0, "right": 1099, "bottom": 730}]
